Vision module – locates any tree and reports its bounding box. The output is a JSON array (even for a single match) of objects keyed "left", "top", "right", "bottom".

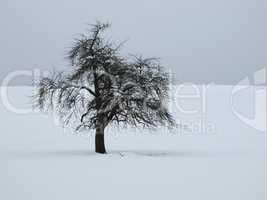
[{"left": 35, "top": 22, "right": 174, "bottom": 154}]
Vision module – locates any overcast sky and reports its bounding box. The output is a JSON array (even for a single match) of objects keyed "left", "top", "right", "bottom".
[{"left": 1, "top": 0, "right": 267, "bottom": 85}]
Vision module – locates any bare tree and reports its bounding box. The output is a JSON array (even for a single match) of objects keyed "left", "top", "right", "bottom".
[{"left": 34, "top": 22, "right": 174, "bottom": 154}]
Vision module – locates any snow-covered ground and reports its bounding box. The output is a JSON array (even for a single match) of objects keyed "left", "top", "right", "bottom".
[{"left": 1, "top": 85, "right": 267, "bottom": 200}]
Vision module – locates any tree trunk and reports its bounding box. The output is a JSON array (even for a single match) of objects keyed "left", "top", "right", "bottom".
[{"left": 95, "top": 125, "right": 106, "bottom": 154}]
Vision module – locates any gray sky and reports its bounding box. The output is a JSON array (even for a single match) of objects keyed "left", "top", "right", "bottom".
[{"left": 1, "top": 0, "right": 267, "bottom": 85}]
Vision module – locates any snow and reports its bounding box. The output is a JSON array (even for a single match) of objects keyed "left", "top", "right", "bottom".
[{"left": 1, "top": 85, "right": 267, "bottom": 200}]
